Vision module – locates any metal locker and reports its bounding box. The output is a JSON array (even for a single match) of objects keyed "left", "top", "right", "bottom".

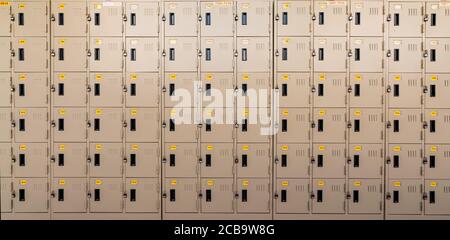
[
  {"left": 13, "top": 73, "right": 48, "bottom": 107},
  {"left": 236, "top": 73, "right": 271, "bottom": 109},
  {"left": 52, "top": 37, "right": 87, "bottom": 71},
  {"left": 425, "top": 38, "right": 450, "bottom": 73},
  {"left": 425, "top": 110, "right": 450, "bottom": 144},
  {"left": 388, "top": 38, "right": 422, "bottom": 73},
  {"left": 13, "top": 178, "right": 48, "bottom": 213},
  {"left": 125, "top": 178, "right": 159, "bottom": 213},
  {"left": 125, "top": 2, "right": 159, "bottom": 37},
  {"left": 387, "top": 109, "right": 422, "bottom": 144},
  {"left": 51, "top": 1, "right": 87, "bottom": 37},
  {"left": 200, "top": 37, "right": 234, "bottom": 72},
  {"left": 236, "top": 1, "right": 271, "bottom": 36},
  {"left": 0, "top": 38, "right": 11, "bottom": 71},
  {"left": 125, "top": 73, "right": 159, "bottom": 108},
  {"left": 311, "top": 179, "right": 346, "bottom": 214},
  {"left": 425, "top": 2, "right": 450, "bottom": 37},
  {"left": 349, "top": 108, "right": 383, "bottom": 144},
  {"left": 164, "top": 108, "right": 197, "bottom": 143},
  {"left": 0, "top": 143, "right": 12, "bottom": 178},
  {"left": 201, "top": 108, "right": 234, "bottom": 143},
  {"left": 313, "top": 1, "right": 347, "bottom": 36},
  {"left": 275, "top": 144, "right": 310, "bottom": 179},
  {"left": 88, "top": 108, "right": 123, "bottom": 142},
  {"left": 125, "top": 108, "right": 159, "bottom": 142},
  {"left": 125, "top": 143, "right": 159, "bottom": 178},
  {"left": 424, "top": 145, "right": 450, "bottom": 179},
  {"left": 276, "top": 1, "right": 310, "bottom": 36},
  {"left": 51, "top": 178, "right": 87, "bottom": 213},
  {"left": 277, "top": 73, "right": 310, "bottom": 108},
  {"left": 275, "top": 179, "right": 309, "bottom": 214},
  {"left": 164, "top": 72, "right": 197, "bottom": 108},
  {"left": 276, "top": 108, "right": 310, "bottom": 143},
  {"left": 312, "top": 108, "right": 346, "bottom": 143},
  {"left": 12, "top": 37, "right": 48, "bottom": 72},
  {"left": 89, "top": 38, "right": 123, "bottom": 72},
  {"left": 350, "top": 0, "right": 383, "bottom": 37},
  {"left": 348, "top": 144, "right": 383, "bottom": 179},
  {"left": 13, "top": 2, "right": 48, "bottom": 37},
  {"left": 14, "top": 108, "right": 48, "bottom": 142},
  {"left": 237, "top": 178, "right": 270, "bottom": 213},
  {"left": 388, "top": 2, "right": 423, "bottom": 37},
  {"left": 387, "top": 144, "right": 422, "bottom": 179},
  {"left": 424, "top": 74, "right": 450, "bottom": 109},
  {"left": 52, "top": 143, "right": 87, "bottom": 178},
  {"left": 126, "top": 37, "right": 159, "bottom": 72},
  {"left": 313, "top": 73, "right": 347, "bottom": 108},
  {"left": 52, "top": 73, "right": 87, "bottom": 107},
  {"left": 164, "top": 37, "right": 198, "bottom": 72},
  {"left": 164, "top": 143, "right": 198, "bottom": 178},
  {"left": 236, "top": 143, "right": 271, "bottom": 178},
  {"left": 89, "top": 1, "right": 122, "bottom": 37},
  {"left": 349, "top": 37, "right": 383, "bottom": 72},
  {"left": 386, "top": 179, "right": 422, "bottom": 215},
  {"left": 312, "top": 144, "right": 346, "bottom": 178},
  {"left": 0, "top": 4, "right": 11, "bottom": 36},
  {"left": 201, "top": 178, "right": 234, "bottom": 213},
  {"left": 52, "top": 108, "right": 86, "bottom": 142},
  {"left": 347, "top": 179, "right": 382, "bottom": 214},
  {"left": 1, "top": 178, "right": 12, "bottom": 213},
  {"left": 200, "top": 1, "right": 234, "bottom": 37},
  {"left": 424, "top": 180, "right": 450, "bottom": 215},
  {"left": 276, "top": 37, "right": 310, "bottom": 72},
  {"left": 200, "top": 143, "right": 233, "bottom": 178},
  {"left": 237, "top": 37, "right": 271, "bottom": 72},
  {"left": 0, "top": 108, "right": 11, "bottom": 142},
  {"left": 314, "top": 37, "right": 347, "bottom": 72},
  {"left": 349, "top": 73, "right": 383, "bottom": 108},
  {"left": 89, "top": 73, "right": 123, "bottom": 107},
  {"left": 164, "top": 2, "right": 198, "bottom": 37},
  {"left": 237, "top": 108, "right": 271, "bottom": 143},
  {"left": 89, "top": 143, "right": 122, "bottom": 177},
  {"left": 164, "top": 178, "right": 198, "bottom": 213},
  {"left": 387, "top": 73, "right": 422, "bottom": 108},
  {"left": 201, "top": 73, "right": 234, "bottom": 108},
  {"left": 89, "top": 178, "right": 123, "bottom": 213}
]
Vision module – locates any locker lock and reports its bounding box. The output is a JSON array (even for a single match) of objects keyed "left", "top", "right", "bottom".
[
  {"left": 198, "top": 50, "right": 202, "bottom": 57},
  {"left": 162, "top": 122, "right": 167, "bottom": 128},
  {"left": 198, "top": 158, "right": 203, "bottom": 163},
  {"left": 347, "top": 50, "right": 353, "bottom": 58},
  {"left": 346, "top": 193, "right": 352, "bottom": 199},
  {"left": 50, "top": 156, "right": 56, "bottom": 163},
  {"left": 11, "top": 156, "right": 16, "bottom": 163},
  {"left": 10, "top": 50, "right": 15, "bottom": 57},
  {"left": 50, "top": 192, "right": 56, "bottom": 198},
  {"left": 386, "top": 193, "right": 391, "bottom": 200},
  {"left": 347, "top": 121, "right": 352, "bottom": 129},
  {"left": 386, "top": 50, "right": 392, "bottom": 58},
  {"left": 123, "top": 121, "right": 128, "bottom": 128},
  {"left": 386, "top": 121, "right": 392, "bottom": 129},
  {"left": 386, "top": 14, "right": 392, "bottom": 22},
  {"left": 311, "top": 14, "right": 316, "bottom": 21},
  {"left": 234, "top": 123, "right": 239, "bottom": 129},
  {"left": 123, "top": 193, "right": 128, "bottom": 198},
  {"left": 423, "top": 14, "right": 429, "bottom": 22},
  {"left": 123, "top": 157, "right": 127, "bottom": 163},
  {"left": 198, "top": 15, "right": 202, "bottom": 22},
  {"left": 51, "top": 121, "right": 56, "bottom": 128},
  {"left": 10, "top": 85, "right": 15, "bottom": 92},
  {"left": 347, "top": 157, "right": 352, "bottom": 164},
  {"left": 423, "top": 50, "right": 429, "bottom": 58},
  {"left": 310, "top": 193, "right": 315, "bottom": 199},
  {"left": 197, "top": 123, "right": 202, "bottom": 128},
  {"left": 347, "top": 86, "right": 353, "bottom": 93},
  {"left": 87, "top": 85, "right": 92, "bottom": 92},
  {"left": 162, "top": 193, "right": 167, "bottom": 198},
  {"left": 51, "top": 50, "right": 56, "bottom": 57},
  {"left": 423, "top": 86, "right": 428, "bottom": 94},
  {"left": 87, "top": 15, "right": 92, "bottom": 22},
  {"left": 87, "top": 50, "right": 92, "bottom": 57},
  {"left": 234, "top": 193, "right": 239, "bottom": 199},
  {"left": 423, "top": 121, "right": 428, "bottom": 129},
  {"left": 311, "top": 122, "right": 316, "bottom": 129},
  {"left": 198, "top": 193, "right": 203, "bottom": 198},
  {"left": 234, "top": 14, "right": 239, "bottom": 21},
  {"left": 275, "top": 14, "right": 279, "bottom": 21},
  {"left": 87, "top": 121, "right": 91, "bottom": 128},
  {"left": 311, "top": 50, "right": 316, "bottom": 57},
  {"left": 386, "top": 85, "right": 392, "bottom": 93},
  {"left": 11, "top": 192, "right": 16, "bottom": 199},
  {"left": 234, "top": 158, "right": 239, "bottom": 164},
  {"left": 274, "top": 193, "right": 279, "bottom": 199},
  {"left": 11, "top": 121, "right": 15, "bottom": 128},
  {"left": 162, "top": 50, "right": 166, "bottom": 57},
  {"left": 123, "top": 14, "right": 128, "bottom": 22},
  {"left": 87, "top": 192, "right": 92, "bottom": 198},
  {"left": 348, "top": 14, "right": 353, "bottom": 21},
  {"left": 122, "top": 86, "right": 128, "bottom": 92},
  {"left": 311, "top": 86, "right": 316, "bottom": 93},
  {"left": 162, "top": 157, "right": 167, "bottom": 163},
  {"left": 422, "top": 157, "right": 428, "bottom": 164},
  {"left": 162, "top": 15, "right": 166, "bottom": 22},
  {"left": 50, "top": 85, "right": 56, "bottom": 92},
  {"left": 51, "top": 15, "right": 56, "bottom": 22},
  {"left": 310, "top": 157, "right": 315, "bottom": 164},
  {"left": 422, "top": 193, "right": 428, "bottom": 200},
  {"left": 234, "top": 50, "right": 239, "bottom": 57},
  {"left": 275, "top": 50, "right": 279, "bottom": 57},
  {"left": 10, "top": 15, "right": 15, "bottom": 22},
  {"left": 274, "top": 158, "right": 279, "bottom": 164},
  {"left": 123, "top": 50, "right": 128, "bottom": 57},
  {"left": 87, "top": 157, "right": 92, "bottom": 163},
  {"left": 162, "top": 86, "right": 167, "bottom": 92},
  {"left": 386, "top": 157, "right": 391, "bottom": 165}
]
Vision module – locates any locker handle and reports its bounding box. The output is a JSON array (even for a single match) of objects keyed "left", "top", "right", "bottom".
[
  {"left": 241, "top": 12, "right": 247, "bottom": 25},
  {"left": 18, "top": 13, "right": 24, "bottom": 26},
  {"left": 282, "top": 12, "right": 288, "bottom": 25},
  {"left": 130, "top": 13, "right": 136, "bottom": 26},
  {"left": 94, "top": 13, "right": 100, "bottom": 26},
  {"left": 205, "top": 12, "right": 211, "bottom": 26},
  {"left": 430, "top": 13, "right": 436, "bottom": 26},
  {"left": 354, "top": 12, "right": 361, "bottom": 25},
  {"left": 430, "top": 49, "right": 436, "bottom": 62},
  {"left": 318, "top": 12, "right": 324, "bottom": 25},
  {"left": 18, "top": 48, "right": 25, "bottom": 61},
  {"left": 169, "top": 13, "right": 175, "bottom": 25},
  {"left": 58, "top": 13, "right": 64, "bottom": 26},
  {"left": 318, "top": 48, "right": 324, "bottom": 61}
]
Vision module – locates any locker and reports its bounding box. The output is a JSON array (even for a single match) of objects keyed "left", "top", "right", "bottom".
[
  {"left": 89, "top": 143, "right": 122, "bottom": 177},
  {"left": 89, "top": 1, "right": 122, "bottom": 37},
  {"left": 164, "top": 178, "right": 198, "bottom": 213},
  {"left": 424, "top": 145, "right": 450, "bottom": 179},
  {"left": 0, "top": 38, "right": 10, "bottom": 71},
  {"left": 90, "top": 72, "right": 123, "bottom": 107},
  {"left": 275, "top": 179, "right": 309, "bottom": 214},
  {"left": 0, "top": 108, "right": 11, "bottom": 142},
  {"left": 276, "top": 108, "right": 310, "bottom": 143},
  {"left": 236, "top": 143, "right": 271, "bottom": 178},
  {"left": 237, "top": 178, "right": 270, "bottom": 213},
  {"left": 425, "top": 2, "right": 450, "bottom": 37},
  {"left": 163, "top": 108, "right": 197, "bottom": 143},
  {"left": 237, "top": 108, "right": 271, "bottom": 143},
  {"left": 164, "top": 143, "right": 198, "bottom": 178},
  {"left": 348, "top": 144, "right": 383, "bottom": 179},
  {"left": 1, "top": 178, "right": 12, "bottom": 212},
  {"left": 347, "top": 179, "right": 382, "bottom": 214},
  {"left": 88, "top": 108, "right": 123, "bottom": 142},
  {"left": 0, "top": 4, "right": 11, "bottom": 36},
  {"left": 164, "top": 2, "right": 197, "bottom": 37},
  {"left": 236, "top": 73, "right": 271, "bottom": 109},
  {"left": 276, "top": 37, "right": 310, "bottom": 72},
  {"left": 201, "top": 178, "right": 234, "bottom": 213},
  {"left": 425, "top": 110, "right": 450, "bottom": 144},
  {"left": 387, "top": 73, "right": 422, "bottom": 108},
  {"left": 200, "top": 1, "right": 234, "bottom": 37},
  {"left": 236, "top": 1, "right": 271, "bottom": 36},
  {"left": 200, "top": 37, "right": 234, "bottom": 72},
  {"left": 201, "top": 73, "right": 234, "bottom": 108},
  {"left": 388, "top": 2, "right": 422, "bottom": 37},
  {"left": 14, "top": 108, "right": 48, "bottom": 142},
  {"left": 313, "top": 1, "right": 347, "bottom": 36},
  {"left": 387, "top": 109, "right": 422, "bottom": 144},
  {"left": 388, "top": 38, "right": 422, "bottom": 73},
  {"left": 12, "top": 37, "right": 48, "bottom": 72},
  {"left": 424, "top": 180, "right": 450, "bottom": 215},
  {"left": 89, "top": 178, "right": 123, "bottom": 213},
  {"left": 125, "top": 178, "right": 159, "bottom": 213},
  {"left": 311, "top": 179, "right": 346, "bottom": 214},
  {"left": 125, "top": 108, "right": 159, "bottom": 142},
  {"left": 313, "top": 73, "right": 347, "bottom": 108},
  {"left": 386, "top": 179, "right": 422, "bottom": 215},
  {"left": 200, "top": 143, "right": 233, "bottom": 178},
  {"left": 125, "top": 2, "right": 159, "bottom": 37},
  {"left": 13, "top": 178, "right": 48, "bottom": 213},
  {"left": 237, "top": 37, "right": 271, "bottom": 72},
  {"left": 51, "top": 178, "right": 87, "bottom": 213},
  {"left": 51, "top": 1, "right": 87, "bottom": 37},
  {"left": 52, "top": 143, "right": 87, "bottom": 178},
  {"left": 349, "top": 108, "right": 384, "bottom": 144},
  {"left": 349, "top": 37, "right": 383, "bottom": 72},
  {"left": 13, "top": 73, "right": 48, "bottom": 107},
  {"left": 52, "top": 37, "right": 87, "bottom": 71},
  {"left": 387, "top": 144, "right": 422, "bottom": 179},
  {"left": 201, "top": 108, "right": 234, "bottom": 143},
  {"left": 424, "top": 74, "right": 450, "bottom": 109},
  {"left": 126, "top": 38, "right": 159, "bottom": 72},
  {"left": 312, "top": 144, "right": 346, "bottom": 178},
  {"left": 89, "top": 38, "right": 123, "bottom": 71},
  {"left": 13, "top": 2, "right": 48, "bottom": 37},
  {"left": 312, "top": 108, "right": 346, "bottom": 143},
  {"left": 349, "top": 73, "right": 383, "bottom": 108},
  {"left": 52, "top": 73, "right": 87, "bottom": 107},
  {"left": 52, "top": 108, "right": 87, "bottom": 142},
  {"left": 276, "top": 1, "right": 310, "bottom": 36},
  {"left": 350, "top": 0, "right": 383, "bottom": 37},
  {"left": 125, "top": 143, "right": 159, "bottom": 178},
  {"left": 313, "top": 37, "right": 347, "bottom": 72},
  {"left": 276, "top": 73, "right": 310, "bottom": 108},
  {"left": 0, "top": 143, "right": 12, "bottom": 178},
  {"left": 425, "top": 38, "right": 450, "bottom": 73},
  {"left": 164, "top": 37, "right": 198, "bottom": 72},
  {"left": 275, "top": 144, "right": 310, "bottom": 179},
  {"left": 125, "top": 73, "right": 159, "bottom": 108},
  {"left": 164, "top": 72, "right": 198, "bottom": 108}
]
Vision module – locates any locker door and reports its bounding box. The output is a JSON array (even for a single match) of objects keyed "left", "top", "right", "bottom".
[
  {"left": 12, "top": 37, "right": 48, "bottom": 72},
  {"left": 348, "top": 179, "right": 382, "bottom": 214},
  {"left": 126, "top": 37, "right": 159, "bottom": 72},
  {"left": 164, "top": 143, "right": 198, "bottom": 178},
  {"left": 53, "top": 37, "right": 87, "bottom": 71},
  {"left": 313, "top": 108, "right": 346, "bottom": 143},
  {"left": 125, "top": 2, "right": 159, "bottom": 37},
  {"left": 125, "top": 108, "right": 159, "bottom": 142},
  {"left": 275, "top": 179, "right": 309, "bottom": 214},
  {"left": 200, "top": 37, "right": 234, "bottom": 72},
  {"left": 0, "top": 178, "right": 12, "bottom": 213},
  {"left": 236, "top": 144, "right": 270, "bottom": 178},
  {"left": 275, "top": 144, "right": 310, "bottom": 179},
  {"left": 387, "top": 73, "right": 422, "bottom": 108},
  {"left": 349, "top": 108, "right": 383, "bottom": 144},
  {"left": 348, "top": 144, "right": 383, "bottom": 179},
  {"left": 51, "top": 1, "right": 87, "bottom": 37},
  {"left": 277, "top": 73, "right": 310, "bottom": 108},
  {"left": 276, "top": 108, "right": 310, "bottom": 143},
  {"left": 388, "top": 2, "right": 422, "bottom": 37},
  {"left": 349, "top": 73, "right": 383, "bottom": 108},
  {"left": 164, "top": 73, "right": 197, "bottom": 108},
  {"left": 125, "top": 143, "right": 159, "bottom": 178},
  {"left": 89, "top": 143, "right": 122, "bottom": 177},
  {"left": 312, "top": 179, "right": 346, "bottom": 214},
  {"left": 0, "top": 143, "right": 12, "bottom": 178},
  {"left": 349, "top": 37, "right": 383, "bottom": 72},
  {"left": 350, "top": 0, "right": 383, "bottom": 37},
  {"left": 237, "top": 108, "right": 271, "bottom": 143},
  {"left": 125, "top": 178, "right": 159, "bottom": 213},
  {"left": 89, "top": 178, "right": 123, "bottom": 213},
  {"left": 425, "top": 110, "right": 450, "bottom": 144},
  {"left": 237, "top": 178, "right": 270, "bottom": 213},
  {"left": 276, "top": 1, "right": 310, "bottom": 36},
  {"left": 200, "top": 143, "right": 234, "bottom": 178},
  {"left": 314, "top": 37, "right": 347, "bottom": 72},
  {"left": 236, "top": 73, "right": 271, "bottom": 109},
  {"left": 387, "top": 109, "right": 422, "bottom": 144},
  {"left": 52, "top": 108, "right": 86, "bottom": 142},
  {"left": 236, "top": 1, "right": 271, "bottom": 36},
  {"left": 0, "top": 38, "right": 11, "bottom": 71},
  {"left": 425, "top": 180, "right": 450, "bottom": 215},
  {"left": 386, "top": 180, "right": 422, "bottom": 215},
  {"left": 201, "top": 107, "right": 234, "bottom": 143},
  {"left": 13, "top": 2, "right": 47, "bottom": 37},
  {"left": 89, "top": 2, "right": 122, "bottom": 36},
  {"left": 0, "top": 108, "right": 11, "bottom": 142},
  {"left": 313, "top": 73, "right": 347, "bottom": 108},
  {"left": 426, "top": 3, "right": 450, "bottom": 37},
  {"left": 0, "top": 4, "right": 11, "bottom": 36},
  {"left": 313, "top": 1, "right": 347, "bottom": 36},
  {"left": 52, "top": 73, "right": 87, "bottom": 107},
  {"left": 164, "top": 2, "right": 197, "bottom": 36},
  {"left": 89, "top": 38, "right": 123, "bottom": 71},
  {"left": 387, "top": 144, "right": 422, "bottom": 179},
  {"left": 164, "top": 37, "right": 198, "bottom": 72},
  {"left": 89, "top": 73, "right": 123, "bottom": 107},
  {"left": 388, "top": 38, "right": 422, "bottom": 73},
  {"left": 14, "top": 108, "right": 48, "bottom": 142},
  {"left": 88, "top": 108, "right": 123, "bottom": 142},
  {"left": 237, "top": 37, "right": 270, "bottom": 72},
  {"left": 312, "top": 144, "right": 346, "bottom": 178},
  {"left": 53, "top": 143, "right": 87, "bottom": 178},
  {"left": 201, "top": 73, "right": 234, "bottom": 109},
  {"left": 52, "top": 178, "right": 87, "bottom": 213},
  {"left": 164, "top": 178, "right": 198, "bottom": 213},
  {"left": 13, "top": 178, "right": 48, "bottom": 213},
  {"left": 125, "top": 73, "right": 159, "bottom": 108},
  {"left": 200, "top": 1, "right": 234, "bottom": 36},
  {"left": 277, "top": 37, "right": 310, "bottom": 72},
  {"left": 425, "top": 38, "right": 450, "bottom": 73},
  {"left": 425, "top": 74, "right": 450, "bottom": 109},
  {"left": 424, "top": 145, "right": 450, "bottom": 179},
  {"left": 13, "top": 73, "right": 48, "bottom": 107},
  {"left": 201, "top": 178, "right": 234, "bottom": 213},
  {"left": 164, "top": 108, "right": 197, "bottom": 142}
]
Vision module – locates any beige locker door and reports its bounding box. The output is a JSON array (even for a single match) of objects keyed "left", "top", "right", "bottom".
[
  {"left": 13, "top": 178, "right": 48, "bottom": 213},
  {"left": 386, "top": 180, "right": 422, "bottom": 215},
  {"left": 236, "top": 1, "right": 271, "bottom": 36},
  {"left": 164, "top": 2, "right": 198, "bottom": 37},
  {"left": 201, "top": 73, "right": 234, "bottom": 109},
  {"left": 89, "top": 143, "right": 123, "bottom": 177},
  {"left": 276, "top": 108, "right": 310, "bottom": 143},
  {"left": 0, "top": 108, "right": 11, "bottom": 142},
  {"left": 125, "top": 2, "right": 159, "bottom": 37},
  {"left": 349, "top": 73, "right": 383, "bottom": 108},
  {"left": 348, "top": 179, "right": 382, "bottom": 214},
  {"left": 237, "top": 108, "right": 271, "bottom": 143},
  {"left": 275, "top": 179, "right": 310, "bottom": 214},
  {"left": 0, "top": 143, "right": 12, "bottom": 178},
  {"left": 0, "top": 178, "right": 12, "bottom": 213},
  {"left": 313, "top": 1, "right": 347, "bottom": 36},
  {"left": 200, "top": 37, "right": 234, "bottom": 72},
  {"left": 89, "top": 73, "right": 123, "bottom": 107},
  {"left": 236, "top": 143, "right": 271, "bottom": 178},
  {"left": 200, "top": 1, "right": 234, "bottom": 37},
  {"left": 163, "top": 108, "right": 198, "bottom": 143},
  {"left": 164, "top": 72, "right": 198, "bottom": 108},
  {"left": 350, "top": 0, "right": 383, "bottom": 37},
  {"left": 349, "top": 37, "right": 383, "bottom": 73},
  {"left": 277, "top": 73, "right": 310, "bottom": 108},
  {"left": 277, "top": 37, "right": 310, "bottom": 72},
  {"left": 89, "top": 37, "right": 123, "bottom": 72},
  {"left": 12, "top": 37, "right": 48, "bottom": 72},
  {"left": 89, "top": 178, "right": 123, "bottom": 213},
  {"left": 88, "top": 108, "right": 123, "bottom": 142},
  {"left": 125, "top": 108, "right": 159, "bottom": 142},
  {"left": 387, "top": 109, "right": 422, "bottom": 144},
  {"left": 125, "top": 73, "right": 159, "bottom": 108},
  {"left": 424, "top": 145, "right": 450, "bottom": 179},
  {"left": 125, "top": 178, "right": 160, "bottom": 213},
  {"left": 425, "top": 38, "right": 450, "bottom": 73},
  {"left": 164, "top": 178, "right": 198, "bottom": 213},
  {"left": 313, "top": 73, "right": 347, "bottom": 108},
  {"left": 126, "top": 37, "right": 159, "bottom": 72},
  {"left": 276, "top": 1, "right": 311, "bottom": 36},
  {"left": 14, "top": 108, "right": 48, "bottom": 142},
  {"left": 52, "top": 73, "right": 87, "bottom": 107},
  {"left": 424, "top": 74, "right": 450, "bottom": 109},
  {"left": 275, "top": 144, "right": 310, "bottom": 179},
  {"left": 164, "top": 37, "right": 198, "bottom": 72},
  {"left": 349, "top": 108, "right": 383, "bottom": 144},
  {"left": 52, "top": 143, "right": 87, "bottom": 178},
  {"left": 388, "top": 2, "right": 423, "bottom": 37},
  {"left": 89, "top": 2, "right": 122, "bottom": 37},
  {"left": 125, "top": 143, "right": 159, "bottom": 178},
  {"left": 312, "top": 144, "right": 346, "bottom": 179},
  {"left": 348, "top": 144, "right": 383, "bottom": 179},
  {"left": 424, "top": 180, "right": 450, "bottom": 215},
  {"left": 236, "top": 72, "right": 271, "bottom": 109},
  {"left": 0, "top": 5, "right": 11, "bottom": 36},
  {"left": 53, "top": 37, "right": 87, "bottom": 71},
  {"left": 425, "top": 3, "right": 450, "bottom": 37},
  {"left": 13, "top": 73, "right": 48, "bottom": 108},
  {"left": 200, "top": 108, "right": 234, "bottom": 143},
  {"left": 387, "top": 73, "right": 422, "bottom": 108},
  {"left": 237, "top": 37, "right": 270, "bottom": 72},
  {"left": 201, "top": 178, "right": 234, "bottom": 213},
  {"left": 311, "top": 179, "right": 346, "bottom": 214},
  {"left": 388, "top": 38, "right": 422, "bottom": 73},
  {"left": 164, "top": 143, "right": 198, "bottom": 178},
  {"left": 52, "top": 107, "right": 87, "bottom": 142},
  {"left": 387, "top": 144, "right": 422, "bottom": 179},
  {"left": 13, "top": 2, "right": 48, "bottom": 37},
  {"left": 13, "top": 143, "right": 48, "bottom": 178},
  {"left": 313, "top": 108, "right": 346, "bottom": 143},
  {"left": 314, "top": 37, "right": 347, "bottom": 72},
  {"left": 0, "top": 38, "right": 11, "bottom": 71},
  {"left": 237, "top": 178, "right": 270, "bottom": 213},
  {"left": 51, "top": 1, "right": 87, "bottom": 37},
  {"left": 200, "top": 143, "right": 234, "bottom": 178},
  {"left": 52, "top": 178, "right": 87, "bottom": 213},
  {"left": 425, "top": 109, "right": 450, "bottom": 144}
]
